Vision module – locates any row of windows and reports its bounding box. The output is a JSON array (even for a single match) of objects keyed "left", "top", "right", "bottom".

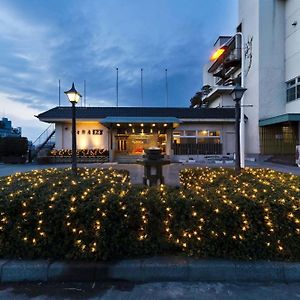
[
  {"left": 173, "top": 130, "right": 220, "bottom": 138},
  {"left": 173, "top": 130, "right": 221, "bottom": 145},
  {"left": 286, "top": 77, "right": 300, "bottom": 102},
  {"left": 174, "top": 138, "right": 221, "bottom": 145}
]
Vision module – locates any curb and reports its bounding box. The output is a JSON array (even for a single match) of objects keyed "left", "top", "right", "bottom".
[{"left": 0, "top": 257, "right": 300, "bottom": 283}]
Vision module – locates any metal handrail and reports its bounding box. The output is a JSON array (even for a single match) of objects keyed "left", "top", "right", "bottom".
[{"left": 32, "top": 124, "right": 55, "bottom": 148}]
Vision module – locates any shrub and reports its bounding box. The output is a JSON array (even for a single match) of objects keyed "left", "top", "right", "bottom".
[
  {"left": 0, "top": 167, "right": 299, "bottom": 261},
  {"left": 49, "top": 149, "right": 109, "bottom": 157}
]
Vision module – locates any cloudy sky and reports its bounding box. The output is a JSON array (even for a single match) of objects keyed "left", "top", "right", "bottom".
[{"left": 0, "top": 0, "right": 237, "bottom": 140}]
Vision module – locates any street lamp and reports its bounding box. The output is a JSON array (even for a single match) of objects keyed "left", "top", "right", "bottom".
[
  {"left": 230, "top": 85, "right": 247, "bottom": 174},
  {"left": 210, "top": 32, "right": 246, "bottom": 168},
  {"left": 64, "top": 82, "right": 81, "bottom": 175}
]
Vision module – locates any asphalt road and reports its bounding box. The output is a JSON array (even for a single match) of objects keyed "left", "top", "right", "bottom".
[{"left": 1, "top": 282, "right": 300, "bottom": 300}]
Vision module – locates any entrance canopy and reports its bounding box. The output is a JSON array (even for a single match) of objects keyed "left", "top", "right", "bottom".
[{"left": 100, "top": 116, "right": 181, "bottom": 127}]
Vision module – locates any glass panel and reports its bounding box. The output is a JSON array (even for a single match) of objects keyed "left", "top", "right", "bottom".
[
  {"left": 185, "top": 130, "right": 196, "bottom": 136},
  {"left": 198, "top": 138, "right": 220, "bottom": 144},
  {"left": 173, "top": 131, "right": 183, "bottom": 136},
  {"left": 180, "top": 137, "right": 197, "bottom": 144},
  {"left": 297, "top": 85, "right": 300, "bottom": 99},
  {"left": 287, "top": 79, "right": 296, "bottom": 88},
  {"left": 287, "top": 87, "right": 296, "bottom": 102},
  {"left": 209, "top": 131, "right": 220, "bottom": 137},
  {"left": 198, "top": 130, "right": 209, "bottom": 137}
]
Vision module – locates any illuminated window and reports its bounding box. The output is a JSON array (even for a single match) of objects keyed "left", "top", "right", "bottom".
[
  {"left": 198, "top": 130, "right": 208, "bottom": 137},
  {"left": 209, "top": 131, "right": 220, "bottom": 137}
]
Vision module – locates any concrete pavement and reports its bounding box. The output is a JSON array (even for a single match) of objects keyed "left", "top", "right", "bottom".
[
  {"left": 1, "top": 281, "right": 300, "bottom": 299},
  {"left": 0, "top": 161, "right": 299, "bottom": 186}
]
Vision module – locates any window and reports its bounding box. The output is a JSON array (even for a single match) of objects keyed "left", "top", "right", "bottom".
[
  {"left": 209, "top": 131, "right": 220, "bottom": 137},
  {"left": 198, "top": 130, "right": 208, "bottom": 137},
  {"left": 185, "top": 130, "right": 196, "bottom": 136},
  {"left": 286, "top": 78, "right": 300, "bottom": 102},
  {"left": 198, "top": 130, "right": 220, "bottom": 137},
  {"left": 173, "top": 131, "right": 183, "bottom": 144}
]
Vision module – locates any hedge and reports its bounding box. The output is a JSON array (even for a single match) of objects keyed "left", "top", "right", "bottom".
[{"left": 0, "top": 167, "right": 299, "bottom": 261}]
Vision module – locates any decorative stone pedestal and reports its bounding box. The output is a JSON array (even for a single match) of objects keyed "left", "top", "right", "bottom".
[{"left": 138, "top": 148, "right": 170, "bottom": 186}]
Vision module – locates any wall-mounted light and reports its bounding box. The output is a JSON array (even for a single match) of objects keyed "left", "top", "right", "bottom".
[
  {"left": 117, "top": 123, "right": 120, "bottom": 127},
  {"left": 210, "top": 47, "right": 227, "bottom": 61},
  {"left": 129, "top": 123, "right": 132, "bottom": 127},
  {"left": 163, "top": 123, "right": 167, "bottom": 127},
  {"left": 141, "top": 123, "right": 144, "bottom": 127}
]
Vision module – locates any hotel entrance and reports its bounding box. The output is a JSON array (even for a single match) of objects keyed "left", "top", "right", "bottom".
[
  {"left": 100, "top": 116, "right": 181, "bottom": 162},
  {"left": 115, "top": 124, "right": 167, "bottom": 155}
]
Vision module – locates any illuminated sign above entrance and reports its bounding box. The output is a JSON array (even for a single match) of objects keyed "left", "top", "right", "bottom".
[{"left": 77, "top": 129, "right": 103, "bottom": 135}]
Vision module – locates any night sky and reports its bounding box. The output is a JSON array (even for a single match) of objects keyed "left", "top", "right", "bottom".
[{"left": 0, "top": 0, "right": 237, "bottom": 140}]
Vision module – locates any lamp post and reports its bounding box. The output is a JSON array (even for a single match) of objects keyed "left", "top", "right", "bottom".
[
  {"left": 64, "top": 82, "right": 81, "bottom": 175},
  {"left": 230, "top": 85, "right": 247, "bottom": 174},
  {"left": 210, "top": 32, "right": 246, "bottom": 168},
  {"left": 236, "top": 32, "right": 246, "bottom": 169}
]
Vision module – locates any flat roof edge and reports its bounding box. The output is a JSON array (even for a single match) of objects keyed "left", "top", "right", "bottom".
[{"left": 259, "top": 114, "right": 300, "bottom": 126}]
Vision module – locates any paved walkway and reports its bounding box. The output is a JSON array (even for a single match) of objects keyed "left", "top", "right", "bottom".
[
  {"left": 1, "top": 282, "right": 300, "bottom": 300},
  {"left": 0, "top": 161, "right": 299, "bottom": 185}
]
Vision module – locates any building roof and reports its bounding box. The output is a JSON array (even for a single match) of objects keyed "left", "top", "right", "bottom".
[
  {"left": 37, "top": 106, "right": 236, "bottom": 122},
  {"left": 101, "top": 116, "right": 181, "bottom": 124}
]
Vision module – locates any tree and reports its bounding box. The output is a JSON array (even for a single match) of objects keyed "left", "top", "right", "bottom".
[{"left": 189, "top": 91, "right": 203, "bottom": 108}]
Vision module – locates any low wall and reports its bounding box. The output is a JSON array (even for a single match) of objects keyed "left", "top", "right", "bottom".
[{"left": 37, "top": 156, "right": 109, "bottom": 164}]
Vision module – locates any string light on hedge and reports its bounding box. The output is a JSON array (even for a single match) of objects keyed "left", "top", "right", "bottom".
[{"left": 1, "top": 166, "right": 299, "bottom": 259}]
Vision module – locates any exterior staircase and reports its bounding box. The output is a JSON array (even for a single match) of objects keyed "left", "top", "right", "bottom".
[{"left": 30, "top": 124, "right": 55, "bottom": 161}]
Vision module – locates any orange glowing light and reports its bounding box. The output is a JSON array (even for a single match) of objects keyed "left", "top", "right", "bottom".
[{"left": 210, "top": 48, "right": 226, "bottom": 61}]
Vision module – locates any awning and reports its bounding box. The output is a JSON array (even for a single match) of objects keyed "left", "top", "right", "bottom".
[
  {"left": 259, "top": 114, "right": 300, "bottom": 127},
  {"left": 100, "top": 116, "right": 181, "bottom": 124}
]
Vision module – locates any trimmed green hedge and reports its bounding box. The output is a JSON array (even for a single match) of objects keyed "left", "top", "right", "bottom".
[{"left": 0, "top": 167, "right": 299, "bottom": 261}]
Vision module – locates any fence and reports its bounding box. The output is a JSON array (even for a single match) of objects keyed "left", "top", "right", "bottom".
[{"left": 173, "top": 143, "right": 222, "bottom": 155}]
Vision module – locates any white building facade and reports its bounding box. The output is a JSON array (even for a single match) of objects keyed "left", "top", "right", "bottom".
[
  {"left": 203, "top": 0, "right": 300, "bottom": 163},
  {"left": 37, "top": 106, "right": 236, "bottom": 163}
]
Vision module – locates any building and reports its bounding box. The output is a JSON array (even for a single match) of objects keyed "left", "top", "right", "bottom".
[
  {"left": 0, "top": 117, "right": 21, "bottom": 137},
  {"left": 203, "top": 0, "right": 300, "bottom": 163},
  {"left": 37, "top": 106, "right": 236, "bottom": 162}
]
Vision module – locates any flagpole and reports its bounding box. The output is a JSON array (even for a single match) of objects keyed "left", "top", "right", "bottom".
[
  {"left": 165, "top": 68, "right": 169, "bottom": 107},
  {"left": 141, "top": 68, "right": 144, "bottom": 107},
  {"left": 58, "top": 79, "right": 61, "bottom": 107},
  {"left": 116, "top": 68, "right": 119, "bottom": 107}
]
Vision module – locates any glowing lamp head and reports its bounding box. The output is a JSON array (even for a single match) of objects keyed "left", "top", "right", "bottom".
[
  {"left": 210, "top": 47, "right": 226, "bottom": 61},
  {"left": 64, "top": 82, "right": 82, "bottom": 104}
]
